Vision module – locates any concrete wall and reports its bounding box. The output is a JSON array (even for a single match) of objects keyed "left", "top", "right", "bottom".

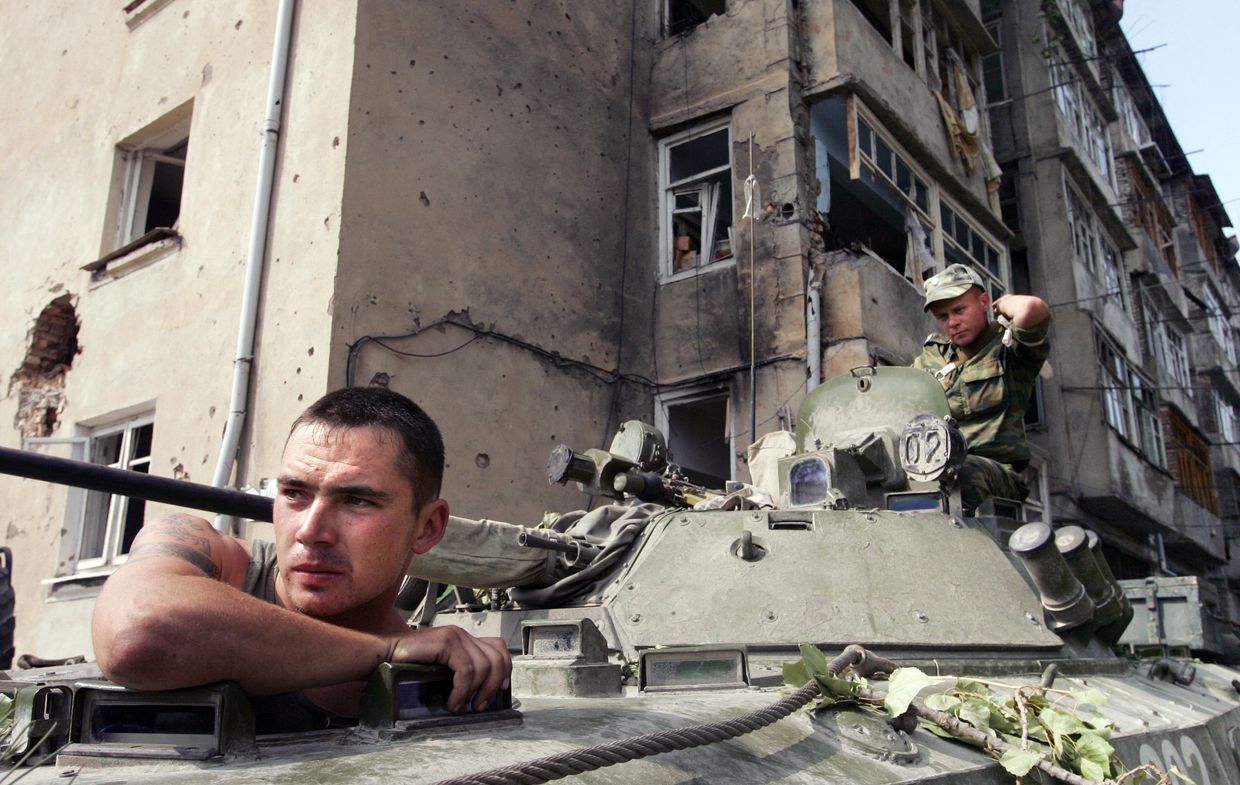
[
  {"left": 0, "top": 0, "right": 356, "bottom": 658},
  {"left": 819, "top": 252, "right": 931, "bottom": 377},
  {"left": 332, "top": 1, "right": 660, "bottom": 522}
]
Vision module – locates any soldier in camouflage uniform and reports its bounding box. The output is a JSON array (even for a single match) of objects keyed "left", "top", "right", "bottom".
[{"left": 913, "top": 264, "right": 1051, "bottom": 513}]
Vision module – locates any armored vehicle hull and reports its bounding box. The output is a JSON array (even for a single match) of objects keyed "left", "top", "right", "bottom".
[{"left": 3, "top": 367, "right": 1239, "bottom": 784}]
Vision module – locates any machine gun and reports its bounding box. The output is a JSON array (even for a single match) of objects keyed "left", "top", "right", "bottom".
[
  {"left": 515, "top": 528, "right": 602, "bottom": 571},
  {"left": 546, "top": 419, "right": 722, "bottom": 507}
]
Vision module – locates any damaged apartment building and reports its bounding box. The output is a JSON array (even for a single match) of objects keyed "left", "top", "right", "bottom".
[{"left": 0, "top": 0, "right": 1236, "bottom": 661}]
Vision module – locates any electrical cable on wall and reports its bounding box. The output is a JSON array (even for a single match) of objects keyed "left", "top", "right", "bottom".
[{"left": 346, "top": 316, "right": 798, "bottom": 395}]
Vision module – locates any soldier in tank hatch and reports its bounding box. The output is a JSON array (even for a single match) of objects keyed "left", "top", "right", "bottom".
[
  {"left": 913, "top": 263, "right": 1051, "bottom": 513},
  {"left": 92, "top": 386, "right": 511, "bottom": 731}
]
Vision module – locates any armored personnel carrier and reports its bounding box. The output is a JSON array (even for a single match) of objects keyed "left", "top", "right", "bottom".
[{"left": 2, "top": 366, "right": 1238, "bottom": 784}]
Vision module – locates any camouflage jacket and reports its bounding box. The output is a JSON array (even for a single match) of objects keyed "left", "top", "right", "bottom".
[{"left": 913, "top": 318, "right": 1051, "bottom": 469}]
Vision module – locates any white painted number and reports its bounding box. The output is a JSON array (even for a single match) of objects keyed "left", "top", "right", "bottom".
[{"left": 1137, "top": 735, "right": 1211, "bottom": 785}]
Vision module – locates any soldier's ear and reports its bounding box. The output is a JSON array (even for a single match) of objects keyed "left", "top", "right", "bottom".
[{"left": 410, "top": 498, "right": 449, "bottom": 555}]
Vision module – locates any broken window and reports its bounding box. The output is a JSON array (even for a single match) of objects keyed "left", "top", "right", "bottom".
[
  {"left": 982, "top": 20, "right": 1006, "bottom": 103},
  {"left": 1022, "top": 460, "right": 1049, "bottom": 523},
  {"left": 75, "top": 415, "right": 154, "bottom": 571},
  {"left": 660, "top": 123, "right": 733, "bottom": 278},
  {"left": 1144, "top": 294, "right": 1190, "bottom": 389},
  {"left": 117, "top": 136, "right": 187, "bottom": 247},
  {"left": 1047, "top": 49, "right": 1112, "bottom": 183},
  {"left": 998, "top": 163, "right": 1020, "bottom": 231},
  {"left": 1064, "top": 175, "right": 1126, "bottom": 308},
  {"left": 109, "top": 107, "right": 192, "bottom": 253},
  {"left": 1115, "top": 82, "right": 1152, "bottom": 148},
  {"left": 1096, "top": 330, "right": 1165, "bottom": 468},
  {"left": 1201, "top": 286, "right": 1237, "bottom": 368},
  {"left": 811, "top": 95, "right": 1007, "bottom": 292},
  {"left": 1056, "top": 0, "right": 1096, "bottom": 59},
  {"left": 657, "top": 389, "right": 732, "bottom": 489},
  {"left": 665, "top": 0, "right": 725, "bottom": 36},
  {"left": 1216, "top": 393, "right": 1239, "bottom": 444},
  {"left": 1165, "top": 407, "right": 1216, "bottom": 513}
]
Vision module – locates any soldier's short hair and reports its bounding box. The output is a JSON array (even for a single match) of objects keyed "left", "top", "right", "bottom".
[{"left": 290, "top": 387, "right": 444, "bottom": 510}]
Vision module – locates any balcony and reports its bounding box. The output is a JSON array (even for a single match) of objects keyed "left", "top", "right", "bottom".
[{"left": 802, "top": 0, "right": 994, "bottom": 206}]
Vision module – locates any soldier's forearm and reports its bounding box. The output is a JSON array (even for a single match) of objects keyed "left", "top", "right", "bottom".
[
  {"left": 993, "top": 294, "right": 1050, "bottom": 328},
  {"left": 92, "top": 569, "right": 388, "bottom": 695}
]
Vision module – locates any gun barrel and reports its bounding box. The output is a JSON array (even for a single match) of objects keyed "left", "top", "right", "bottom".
[
  {"left": 516, "top": 528, "right": 600, "bottom": 567},
  {"left": 0, "top": 445, "right": 274, "bottom": 522}
]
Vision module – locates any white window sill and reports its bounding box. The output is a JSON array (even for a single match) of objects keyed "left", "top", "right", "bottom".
[
  {"left": 125, "top": 0, "right": 177, "bottom": 30},
  {"left": 43, "top": 569, "right": 117, "bottom": 602},
  {"left": 83, "top": 229, "right": 181, "bottom": 285},
  {"left": 659, "top": 257, "right": 736, "bottom": 285}
]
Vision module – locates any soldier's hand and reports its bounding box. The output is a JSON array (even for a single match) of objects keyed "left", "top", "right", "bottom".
[{"left": 384, "top": 626, "right": 512, "bottom": 712}]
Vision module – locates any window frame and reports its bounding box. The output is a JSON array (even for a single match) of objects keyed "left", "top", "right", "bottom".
[
  {"left": 1143, "top": 295, "right": 1190, "bottom": 389},
  {"left": 1202, "top": 286, "right": 1237, "bottom": 367},
  {"left": 1216, "top": 392, "right": 1239, "bottom": 444},
  {"left": 107, "top": 109, "right": 192, "bottom": 256},
  {"left": 658, "top": 121, "right": 735, "bottom": 283},
  {"left": 654, "top": 384, "right": 735, "bottom": 488},
  {"left": 1126, "top": 159, "right": 1177, "bottom": 275},
  {"left": 1055, "top": 0, "right": 1096, "bottom": 58},
  {"left": 851, "top": 102, "right": 1009, "bottom": 293},
  {"left": 1064, "top": 174, "right": 1126, "bottom": 308},
  {"left": 1096, "top": 330, "right": 1165, "bottom": 468},
  {"left": 73, "top": 413, "right": 155, "bottom": 572},
  {"left": 663, "top": 0, "right": 725, "bottom": 36},
  {"left": 981, "top": 19, "right": 1007, "bottom": 104},
  {"left": 1022, "top": 458, "right": 1051, "bottom": 524},
  {"left": 1047, "top": 46, "right": 1113, "bottom": 185},
  {"left": 115, "top": 136, "right": 188, "bottom": 250},
  {"left": 1165, "top": 407, "right": 1217, "bottom": 513}
]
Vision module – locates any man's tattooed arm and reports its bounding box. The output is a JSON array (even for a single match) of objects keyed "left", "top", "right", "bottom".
[
  {"left": 126, "top": 541, "right": 222, "bottom": 580},
  {"left": 123, "top": 513, "right": 224, "bottom": 580}
]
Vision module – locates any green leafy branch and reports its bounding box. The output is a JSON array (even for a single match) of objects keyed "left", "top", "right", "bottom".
[{"left": 783, "top": 645, "right": 1173, "bottom": 785}]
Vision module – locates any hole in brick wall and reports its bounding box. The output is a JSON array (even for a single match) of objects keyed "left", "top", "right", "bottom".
[
  {"left": 20, "top": 294, "right": 79, "bottom": 375},
  {"left": 9, "top": 294, "right": 79, "bottom": 438}
]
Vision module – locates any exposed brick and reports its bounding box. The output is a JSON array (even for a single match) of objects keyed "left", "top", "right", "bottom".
[{"left": 9, "top": 294, "right": 78, "bottom": 438}]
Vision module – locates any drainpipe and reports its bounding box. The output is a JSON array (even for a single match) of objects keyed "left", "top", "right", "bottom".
[
  {"left": 806, "top": 284, "right": 822, "bottom": 392},
  {"left": 1153, "top": 532, "right": 1171, "bottom": 575},
  {"left": 211, "top": 0, "right": 297, "bottom": 531}
]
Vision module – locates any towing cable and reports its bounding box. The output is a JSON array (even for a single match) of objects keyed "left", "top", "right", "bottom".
[
  {"left": 429, "top": 645, "right": 895, "bottom": 785},
  {"left": 432, "top": 645, "right": 1117, "bottom": 785}
]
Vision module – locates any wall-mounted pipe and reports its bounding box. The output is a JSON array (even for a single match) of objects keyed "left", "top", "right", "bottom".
[
  {"left": 806, "top": 284, "right": 821, "bottom": 392},
  {"left": 211, "top": 0, "right": 297, "bottom": 531}
]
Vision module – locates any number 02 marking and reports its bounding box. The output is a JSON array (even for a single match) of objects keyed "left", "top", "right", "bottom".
[{"left": 1138, "top": 736, "right": 1211, "bottom": 785}]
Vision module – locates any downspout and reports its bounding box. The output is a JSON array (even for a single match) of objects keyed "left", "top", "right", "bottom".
[
  {"left": 806, "top": 284, "right": 822, "bottom": 392},
  {"left": 211, "top": 0, "right": 297, "bottom": 531}
]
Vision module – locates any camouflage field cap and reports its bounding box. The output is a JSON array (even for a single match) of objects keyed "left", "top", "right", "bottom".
[{"left": 923, "top": 264, "right": 984, "bottom": 310}]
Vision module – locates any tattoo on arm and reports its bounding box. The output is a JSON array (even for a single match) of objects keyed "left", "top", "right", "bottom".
[
  {"left": 155, "top": 514, "right": 214, "bottom": 552},
  {"left": 127, "top": 541, "right": 222, "bottom": 580}
]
